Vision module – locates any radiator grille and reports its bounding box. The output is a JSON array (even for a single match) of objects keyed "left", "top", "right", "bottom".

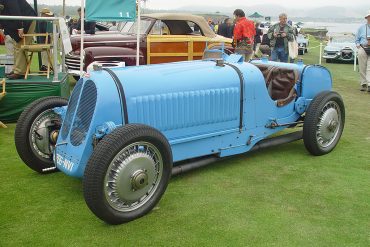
[
  {"left": 132, "top": 87, "right": 239, "bottom": 131},
  {"left": 65, "top": 53, "right": 82, "bottom": 70},
  {"left": 70, "top": 80, "right": 97, "bottom": 146},
  {"left": 61, "top": 79, "right": 83, "bottom": 140}
]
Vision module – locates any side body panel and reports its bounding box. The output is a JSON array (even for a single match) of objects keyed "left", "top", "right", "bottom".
[{"left": 301, "top": 65, "right": 332, "bottom": 100}]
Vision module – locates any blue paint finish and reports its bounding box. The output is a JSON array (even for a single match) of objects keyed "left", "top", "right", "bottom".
[
  {"left": 295, "top": 97, "right": 307, "bottom": 115},
  {"left": 53, "top": 53, "right": 333, "bottom": 178},
  {"left": 54, "top": 72, "right": 123, "bottom": 177},
  {"left": 301, "top": 65, "right": 332, "bottom": 100}
]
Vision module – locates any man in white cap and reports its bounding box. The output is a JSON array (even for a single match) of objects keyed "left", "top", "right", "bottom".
[{"left": 355, "top": 10, "right": 370, "bottom": 92}]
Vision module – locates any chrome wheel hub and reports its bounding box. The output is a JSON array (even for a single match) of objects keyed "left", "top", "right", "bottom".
[
  {"left": 104, "top": 142, "right": 163, "bottom": 212},
  {"left": 316, "top": 101, "right": 341, "bottom": 148},
  {"left": 29, "top": 110, "right": 61, "bottom": 159},
  {"left": 131, "top": 169, "right": 149, "bottom": 191}
]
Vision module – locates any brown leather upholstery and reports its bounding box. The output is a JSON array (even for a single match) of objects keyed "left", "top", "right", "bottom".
[
  {"left": 254, "top": 64, "right": 275, "bottom": 86},
  {"left": 255, "top": 64, "right": 299, "bottom": 107}
]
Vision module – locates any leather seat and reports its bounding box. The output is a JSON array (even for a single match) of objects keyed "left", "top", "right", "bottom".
[
  {"left": 254, "top": 63, "right": 275, "bottom": 87},
  {"left": 255, "top": 64, "right": 299, "bottom": 107}
]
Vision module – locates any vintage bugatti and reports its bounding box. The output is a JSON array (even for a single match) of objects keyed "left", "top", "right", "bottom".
[{"left": 15, "top": 50, "right": 345, "bottom": 224}]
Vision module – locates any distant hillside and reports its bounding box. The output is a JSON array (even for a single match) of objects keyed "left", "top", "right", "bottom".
[
  {"left": 174, "top": 4, "right": 368, "bottom": 19},
  {"left": 25, "top": 2, "right": 368, "bottom": 21},
  {"left": 26, "top": 3, "right": 80, "bottom": 17}
]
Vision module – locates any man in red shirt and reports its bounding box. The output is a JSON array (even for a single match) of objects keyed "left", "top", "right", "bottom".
[{"left": 233, "top": 9, "right": 256, "bottom": 61}]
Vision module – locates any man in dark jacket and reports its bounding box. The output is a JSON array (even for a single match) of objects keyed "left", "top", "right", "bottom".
[
  {"left": 0, "top": 0, "right": 37, "bottom": 79},
  {"left": 267, "top": 13, "right": 294, "bottom": 62},
  {"left": 76, "top": 7, "right": 96, "bottom": 35},
  {"left": 217, "top": 18, "right": 234, "bottom": 39}
]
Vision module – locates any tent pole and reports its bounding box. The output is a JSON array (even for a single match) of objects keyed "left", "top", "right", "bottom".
[
  {"left": 136, "top": 0, "right": 141, "bottom": 66},
  {"left": 62, "top": 0, "right": 66, "bottom": 17},
  {"left": 80, "top": 0, "right": 85, "bottom": 76}
]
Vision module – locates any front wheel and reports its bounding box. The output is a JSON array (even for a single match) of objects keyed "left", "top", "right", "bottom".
[
  {"left": 303, "top": 91, "right": 345, "bottom": 156},
  {"left": 14, "top": 96, "right": 68, "bottom": 173},
  {"left": 83, "top": 124, "right": 172, "bottom": 224}
]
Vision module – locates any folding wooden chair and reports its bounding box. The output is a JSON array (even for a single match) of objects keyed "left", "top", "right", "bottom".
[{"left": 21, "top": 33, "right": 53, "bottom": 79}]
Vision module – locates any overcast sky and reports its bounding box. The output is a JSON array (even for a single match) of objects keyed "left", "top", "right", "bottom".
[{"left": 32, "top": 0, "right": 369, "bottom": 9}]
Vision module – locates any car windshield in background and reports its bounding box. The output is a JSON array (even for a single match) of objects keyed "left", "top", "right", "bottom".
[
  {"left": 126, "top": 19, "right": 152, "bottom": 34},
  {"left": 331, "top": 37, "right": 354, "bottom": 43}
]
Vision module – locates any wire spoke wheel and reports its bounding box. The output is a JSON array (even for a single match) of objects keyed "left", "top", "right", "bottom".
[
  {"left": 29, "top": 109, "right": 62, "bottom": 160},
  {"left": 104, "top": 142, "right": 163, "bottom": 212},
  {"left": 316, "top": 101, "right": 341, "bottom": 149},
  {"left": 14, "top": 96, "right": 68, "bottom": 173},
  {"left": 303, "top": 91, "right": 345, "bottom": 156},
  {"left": 83, "top": 124, "right": 172, "bottom": 225}
]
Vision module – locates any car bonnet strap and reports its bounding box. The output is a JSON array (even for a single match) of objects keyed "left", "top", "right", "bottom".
[
  {"left": 224, "top": 62, "right": 244, "bottom": 132},
  {"left": 102, "top": 68, "right": 129, "bottom": 125}
]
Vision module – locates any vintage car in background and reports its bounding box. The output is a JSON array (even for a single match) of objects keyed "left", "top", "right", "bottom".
[
  {"left": 323, "top": 33, "right": 357, "bottom": 63},
  {"left": 15, "top": 50, "right": 345, "bottom": 225},
  {"left": 297, "top": 34, "right": 309, "bottom": 55},
  {"left": 65, "top": 13, "right": 233, "bottom": 77}
]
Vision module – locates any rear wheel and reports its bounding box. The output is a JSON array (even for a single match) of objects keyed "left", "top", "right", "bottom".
[
  {"left": 83, "top": 124, "right": 172, "bottom": 224},
  {"left": 14, "top": 96, "right": 68, "bottom": 173},
  {"left": 303, "top": 91, "right": 345, "bottom": 156}
]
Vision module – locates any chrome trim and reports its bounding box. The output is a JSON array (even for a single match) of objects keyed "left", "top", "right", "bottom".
[
  {"left": 93, "top": 55, "right": 141, "bottom": 59},
  {"left": 83, "top": 40, "right": 139, "bottom": 45},
  {"left": 67, "top": 69, "right": 81, "bottom": 76}
]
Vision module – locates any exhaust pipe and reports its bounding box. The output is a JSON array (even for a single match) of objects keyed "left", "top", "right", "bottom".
[{"left": 171, "top": 131, "right": 303, "bottom": 176}]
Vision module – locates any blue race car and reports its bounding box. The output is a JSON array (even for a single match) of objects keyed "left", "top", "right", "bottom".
[{"left": 15, "top": 50, "right": 345, "bottom": 224}]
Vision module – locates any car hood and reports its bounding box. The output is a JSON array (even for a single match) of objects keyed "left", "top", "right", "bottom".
[
  {"left": 297, "top": 37, "right": 308, "bottom": 43},
  {"left": 324, "top": 42, "right": 357, "bottom": 51}
]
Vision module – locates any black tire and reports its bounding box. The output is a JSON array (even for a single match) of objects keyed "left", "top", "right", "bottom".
[
  {"left": 305, "top": 48, "right": 308, "bottom": 53},
  {"left": 14, "top": 96, "right": 68, "bottom": 173},
  {"left": 83, "top": 124, "right": 172, "bottom": 225},
  {"left": 326, "top": 59, "right": 332, "bottom": 63},
  {"left": 303, "top": 91, "right": 345, "bottom": 156}
]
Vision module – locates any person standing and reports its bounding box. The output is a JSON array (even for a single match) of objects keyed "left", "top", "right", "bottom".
[
  {"left": 260, "top": 27, "right": 271, "bottom": 56},
  {"left": 74, "top": 7, "right": 96, "bottom": 35},
  {"left": 355, "top": 10, "right": 370, "bottom": 92},
  {"left": 217, "top": 18, "right": 234, "bottom": 39},
  {"left": 208, "top": 18, "right": 215, "bottom": 32},
  {"left": 254, "top": 22, "right": 263, "bottom": 57},
  {"left": 233, "top": 9, "right": 256, "bottom": 62},
  {"left": 0, "top": 0, "right": 37, "bottom": 80},
  {"left": 109, "top": 21, "right": 118, "bottom": 31},
  {"left": 267, "top": 13, "right": 294, "bottom": 63}
]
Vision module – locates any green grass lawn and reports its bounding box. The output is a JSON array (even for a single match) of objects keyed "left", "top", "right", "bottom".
[{"left": 1, "top": 38, "right": 370, "bottom": 246}]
